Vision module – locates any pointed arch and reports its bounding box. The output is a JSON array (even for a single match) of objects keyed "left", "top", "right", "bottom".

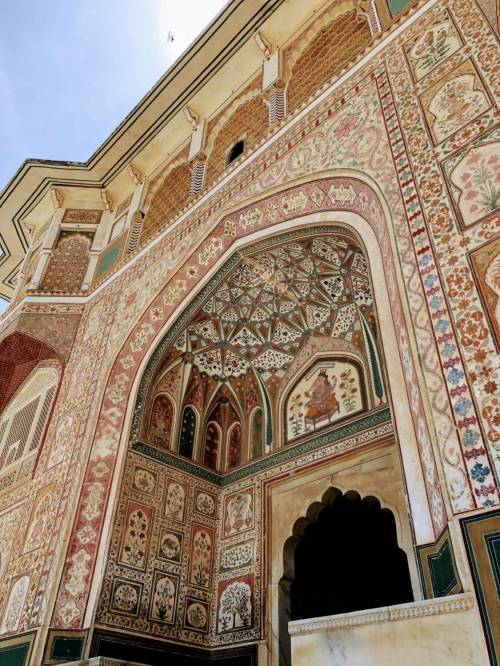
[
  {"left": 249, "top": 407, "right": 264, "bottom": 460},
  {"left": 227, "top": 421, "right": 243, "bottom": 469},
  {"left": 147, "top": 393, "right": 175, "bottom": 449},
  {"left": 179, "top": 405, "right": 198, "bottom": 459},
  {"left": 204, "top": 421, "right": 222, "bottom": 470},
  {"left": 63, "top": 172, "right": 451, "bottom": 640}
]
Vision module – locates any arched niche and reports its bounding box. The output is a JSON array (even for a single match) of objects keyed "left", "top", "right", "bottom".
[
  {"left": 249, "top": 407, "right": 264, "bottom": 460},
  {"left": 204, "top": 421, "right": 222, "bottom": 470},
  {"left": 284, "top": 355, "right": 368, "bottom": 444},
  {"left": 132, "top": 225, "right": 383, "bottom": 470},
  {"left": 122, "top": 178, "right": 443, "bottom": 550},
  {"left": 202, "top": 389, "right": 242, "bottom": 471},
  {"left": 179, "top": 405, "right": 198, "bottom": 459},
  {"left": 147, "top": 393, "right": 175, "bottom": 449},
  {"left": 227, "top": 422, "right": 243, "bottom": 469},
  {"left": 279, "top": 487, "right": 413, "bottom": 665}
]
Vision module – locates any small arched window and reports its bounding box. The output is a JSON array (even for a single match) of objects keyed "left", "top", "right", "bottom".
[
  {"left": 204, "top": 422, "right": 221, "bottom": 470},
  {"left": 227, "top": 422, "right": 242, "bottom": 470},
  {"left": 0, "top": 365, "right": 58, "bottom": 476},
  {"left": 179, "top": 406, "right": 197, "bottom": 459},
  {"left": 227, "top": 140, "right": 244, "bottom": 165}
]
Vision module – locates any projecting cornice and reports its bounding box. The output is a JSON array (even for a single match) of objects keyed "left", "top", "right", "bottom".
[{"left": 0, "top": 0, "right": 289, "bottom": 301}]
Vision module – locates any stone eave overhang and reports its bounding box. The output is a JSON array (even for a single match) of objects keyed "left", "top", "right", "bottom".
[
  {"left": 0, "top": 0, "right": 287, "bottom": 301},
  {"left": 0, "top": 0, "right": 432, "bottom": 304}
]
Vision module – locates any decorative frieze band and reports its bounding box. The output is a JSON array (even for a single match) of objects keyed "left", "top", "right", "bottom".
[
  {"left": 58, "top": 659, "right": 148, "bottom": 666},
  {"left": 288, "top": 593, "right": 475, "bottom": 636}
]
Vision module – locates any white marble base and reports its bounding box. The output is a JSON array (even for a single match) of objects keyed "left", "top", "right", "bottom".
[{"left": 289, "top": 594, "right": 489, "bottom": 665}]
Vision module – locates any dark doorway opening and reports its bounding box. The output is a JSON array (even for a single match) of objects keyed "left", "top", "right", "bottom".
[{"left": 279, "top": 488, "right": 413, "bottom": 665}]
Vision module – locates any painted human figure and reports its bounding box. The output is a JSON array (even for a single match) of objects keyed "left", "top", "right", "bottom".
[{"left": 304, "top": 369, "right": 339, "bottom": 427}]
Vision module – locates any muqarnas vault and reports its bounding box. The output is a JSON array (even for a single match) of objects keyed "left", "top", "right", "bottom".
[{"left": 0, "top": 0, "right": 499, "bottom": 664}]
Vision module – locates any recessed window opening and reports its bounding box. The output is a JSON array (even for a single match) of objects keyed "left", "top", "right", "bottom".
[{"left": 227, "top": 139, "right": 245, "bottom": 165}]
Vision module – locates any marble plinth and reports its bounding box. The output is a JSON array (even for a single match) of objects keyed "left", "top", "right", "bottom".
[{"left": 289, "top": 593, "right": 489, "bottom": 665}]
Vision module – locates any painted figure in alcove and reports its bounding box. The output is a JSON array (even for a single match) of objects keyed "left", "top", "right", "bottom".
[
  {"left": 287, "top": 360, "right": 364, "bottom": 442},
  {"left": 304, "top": 369, "right": 339, "bottom": 428}
]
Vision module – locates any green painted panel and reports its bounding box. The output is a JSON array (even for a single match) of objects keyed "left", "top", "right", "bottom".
[
  {"left": 429, "top": 539, "right": 457, "bottom": 596},
  {"left": 386, "top": 0, "right": 413, "bottom": 17},
  {"left": 0, "top": 642, "right": 30, "bottom": 666},
  {"left": 96, "top": 240, "right": 123, "bottom": 277},
  {"left": 50, "top": 636, "right": 84, "bottom": 661}
]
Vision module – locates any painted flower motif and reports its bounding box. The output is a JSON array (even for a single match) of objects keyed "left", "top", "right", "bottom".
[
  {"left": 435, "top": 319, "right": 449, "bottom": 333},
  {"left": 464, "top": 429, "right": 480, "bottom": 447},
  {"left": 150, "top": 306, "right": 164, "bottom": 322},
  {"left": 266, "top": 201, "right": 279, "bottom": 221},
  {"left": 163, "top": 279, "right": 187, "bottom": 305},
  {"left": 446, "top": 267, "right": 473, "bottom": 299},
  {"left": 119, "top": 355, "right": 136, "bottom": 370},
  {"left": 57, "top": 600, "right": 80, "bottom": 626},
  {"left": 483, "top": 380, "right": 498, "bottom": 396},
  {"left": 186, "top": 265, "right": 199, "bottom": 279},
  {"left": 470, "top": 462, "right": 490, "bottom": 484},
  {"left": 223, "top": 220, "right": 237, "bottom": 237},
  {"left": 447, "top": 368, "right": 464, "bottom": 385},
  {"left": 113, "top": 583, "right": 139, "bottom": 612},
  {"left": 454, "top": 397, "right": 471, "bottom": 417},
  {"left": 456, "top": 310, "right": 488, "bottom": 347},
  {"left": 334, "top": 114, "right": 358, "bottom": 140},
  {"left": 429, "top": 296, "right": 443, "bottom": 309},
  {"left": 442, "top": 343, "right": 456, "bottom": 358},
  {"left": 482, "top": 398, "right": 500, "bottom": 443},
  {"left": 130, "top": 323, "right": 155, "bottom": 352},
  {"left": 419, "top": 176, "right": 443, "bottom": 200},
  {"left": 199, "top": 238, "right": 224, "bottom": 266},
  {"left": 187, "top": 602, "right": 207, "bottom": 628}
]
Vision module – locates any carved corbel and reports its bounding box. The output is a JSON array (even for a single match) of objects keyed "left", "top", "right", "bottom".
[
  {"left": 127, "top": 163, "right": 143, "bottom": 185},
  {"left": 100, "top": 189, "right": 113, "bottom": 212},
  {"left": 183, "top": 106, "right": 200, "bottom": 130},
  {"left": 50, "top": 187, "right": 64, "bottom": 210},
  {"left": 254, "top": 30, "right": 272, "bottom": 59}
]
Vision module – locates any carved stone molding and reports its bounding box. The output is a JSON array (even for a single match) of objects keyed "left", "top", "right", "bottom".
[
  {"left": 288, "top": 593, "right": 476, "bottom": 636},
  {"left": 59, "top": 659, "right": 148, "bottom": 666}
]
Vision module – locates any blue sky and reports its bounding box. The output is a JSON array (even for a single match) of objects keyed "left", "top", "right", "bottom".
[{"left": 0, "top": 0, "right": 227, "bottom": 312}]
